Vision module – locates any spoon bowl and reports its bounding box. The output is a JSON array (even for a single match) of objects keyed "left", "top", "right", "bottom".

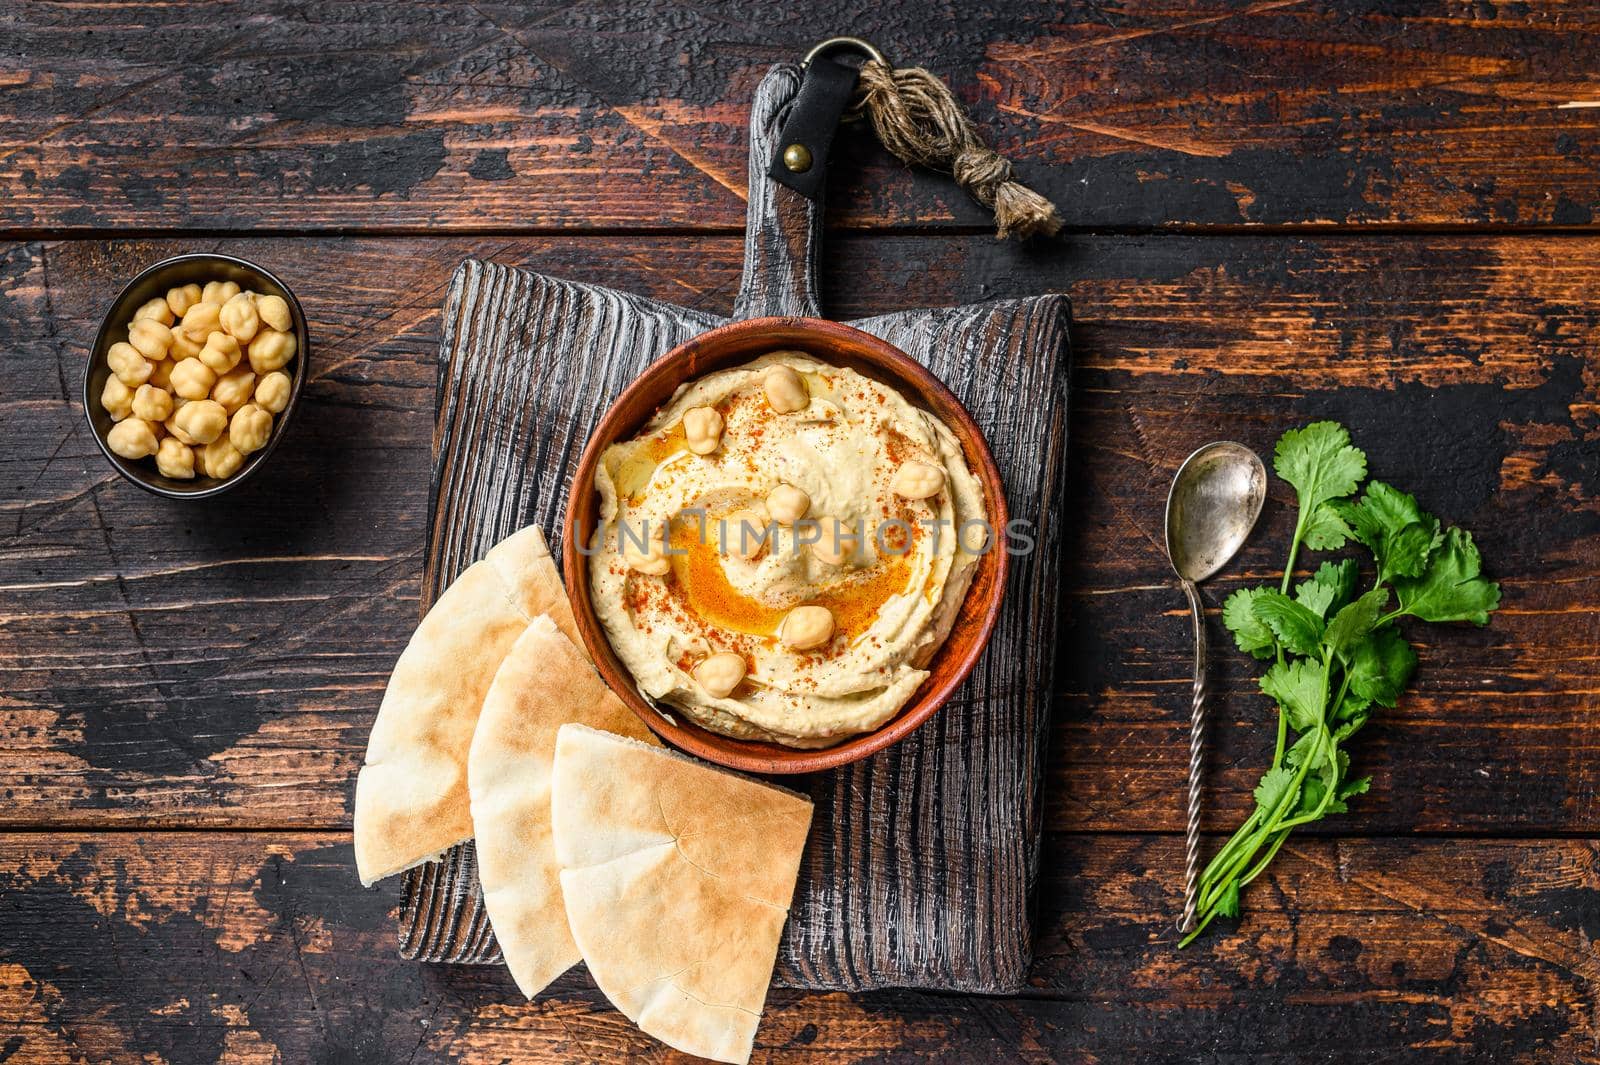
[{"left": 1165, "top": 442, "right": 1267, "bottom": 582}]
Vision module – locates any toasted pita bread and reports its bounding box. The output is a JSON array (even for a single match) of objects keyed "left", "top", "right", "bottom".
[
  {"left": 551, "top": 724, "right": 813, "bottom": 1065},
  {"left": 354, "top": 525, "right": 578, "bottom": 886},
  {"left": 467, "top": 616, "right": 658, "bottom": 998}
]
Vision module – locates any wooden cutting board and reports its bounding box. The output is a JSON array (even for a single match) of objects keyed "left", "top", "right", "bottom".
[{"left": 396, "top": 62, "right": 1072, "bottom": 993}]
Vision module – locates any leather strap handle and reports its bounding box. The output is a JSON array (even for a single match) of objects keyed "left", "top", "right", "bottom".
[{"left": 735, "top": 64, "right": 827, "bottom": 320}]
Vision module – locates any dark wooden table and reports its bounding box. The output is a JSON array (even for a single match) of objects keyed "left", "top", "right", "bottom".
[{"left": 4, "top": 4, "right": 1599, "bottom": 1062}]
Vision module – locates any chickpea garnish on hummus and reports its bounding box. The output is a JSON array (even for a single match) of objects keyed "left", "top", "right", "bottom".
[{"left": 589, "top": 351, "right": 988, "bottom": 749}]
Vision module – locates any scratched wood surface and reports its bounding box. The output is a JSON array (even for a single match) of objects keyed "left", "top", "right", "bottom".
[
  {"left": 4, "top": 0, "right": 1600, "bottom": 1060},
  {"left": 2, "top": 834, "right": 1595, "bottom": 1063},
  {"left": 4, "top": 1, "right": 1600, "bottom": 233}
]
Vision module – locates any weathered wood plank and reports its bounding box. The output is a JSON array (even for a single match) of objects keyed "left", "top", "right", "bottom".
[
  {"left": 3, "top": 233, "right": 1597, "bottom": 835},
  {"left": 4, "top": 2, "right": 1600, "bottom": 232},
  {"left": 0, "top": 833, "right": 1593, "bottom": 1063}
]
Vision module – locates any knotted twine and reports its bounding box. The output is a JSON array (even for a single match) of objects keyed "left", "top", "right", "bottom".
[{"left": 851, "top": 60, "right": 1061, "bottom": 241}]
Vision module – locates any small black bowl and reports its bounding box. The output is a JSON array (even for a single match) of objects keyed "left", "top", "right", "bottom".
[{"left": 84, "top": 253, "right": 309, "bottom": 499}]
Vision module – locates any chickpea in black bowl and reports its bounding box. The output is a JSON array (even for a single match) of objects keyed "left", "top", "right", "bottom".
[{"left": 84, "top": 254, "right": 308, "bottom": 499}]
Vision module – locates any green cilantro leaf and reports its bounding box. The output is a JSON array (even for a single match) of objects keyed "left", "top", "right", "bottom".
[
  {"left": 1324, "top": 587, "right": 1391, "bottom": 659},
  {"left": 1284, "top": 729, "right": 1321, "bottom": 768},
  {"left": 1260, "top": 659, "right": 1325, "bottom": 732},
  {"left": 1346, "top": 628, "right": 1417, "bottom": 708},
  {"left": 1331, "top": 481, "right": 1445, "bottom": 584},
  {"left": 1334, "top": 692, "right": 1371, "bottom": 724},
  {"left": 1379, "top": 519, "right": 1441, "bottom": 583},
  {"left": 1329, "top": 498, "right": 1379, "bottom": 552},
  {"left": 1332, "top": 712, "right": 1368, "bottom": 744},
  {"left": 1354, "top": 481, "right": 1423, "bottom": 541},
  {"left": 1216, "top": 880, "right": 1242, "bottom": 919},
  {"left": 1300, "top": 774, "right": 1343, "bottom": 816},
  {"left": 1393, "top": 527, "right": 1502, "bottom": 624},
  {"left": 1294, "top": 575, "right": 1336, "bottom": 619},
  {"left": 1251, "top": 592, "right": 1326, "bottom": 657},
  {"left": 1222, "top": 587, "right": 1277, "bottom": 660},
  {"left": 1253, "top": 765, "right": 1298, "bottom": 814},
  {"left": 1338, "top": 776, "right": 1372, "bottom": 801},
  {"left": 1302, "top": 503, "right": 1355, "bottom": 550},
  {"left": 1274, "top": 421, "right": 1367, "bottom": 511},
  {"left": 1296, "top": 559, "right": 1358, "bottom": 619}
]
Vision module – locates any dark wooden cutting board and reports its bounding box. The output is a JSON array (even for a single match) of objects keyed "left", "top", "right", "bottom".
[{"left": 396, "top": 62, "right": 1071, "bottom": 993}]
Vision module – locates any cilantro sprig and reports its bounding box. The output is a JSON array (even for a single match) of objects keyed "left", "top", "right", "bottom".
[{"left": 1178, "top": 421, "right": 1500, "bottom": 946}]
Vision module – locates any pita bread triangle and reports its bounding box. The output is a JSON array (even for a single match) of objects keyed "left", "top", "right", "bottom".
[
  {"left": 551, "top": 723, "right": 813, "bottom": 1065},
  {"left": 467, "top": 615, "right": 658, "bottom": 999},
  {"left": 354, "top": 525, "right": 578, "bottom": 886}
]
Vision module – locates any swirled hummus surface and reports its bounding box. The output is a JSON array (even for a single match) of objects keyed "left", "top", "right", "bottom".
[{"left": 589, "top": 351, "right": 986, "bottom": 748}]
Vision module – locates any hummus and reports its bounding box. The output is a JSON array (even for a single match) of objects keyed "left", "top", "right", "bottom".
[{"left": 589, "top": 351, "right": 987, "bottom": 748}]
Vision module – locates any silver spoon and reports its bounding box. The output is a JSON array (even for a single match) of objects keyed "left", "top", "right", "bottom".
[{"left": 1164, "top": 441, "right": 1267, "bottom": 934}]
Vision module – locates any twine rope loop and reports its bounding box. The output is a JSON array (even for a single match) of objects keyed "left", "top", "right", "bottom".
[{"left": 851, "top": 59, "right": 1061, "bottom": 241}]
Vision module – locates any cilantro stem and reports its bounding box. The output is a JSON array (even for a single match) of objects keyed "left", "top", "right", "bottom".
[
  {"left": 1279, "top": 509, "right": 1307, "bottom": 596},
  {"left": 1201, "top": 810, "right": 1262, "bottom": 884},
  {"left": 1236, "top": 828, "right": 1291, "bottom": 888},
  {"left": 1195, "top": 655, "right": 1332, "bottom": 916},
  {"left": 1271, "top": 693, "right": 1288, "bottom": 768}
]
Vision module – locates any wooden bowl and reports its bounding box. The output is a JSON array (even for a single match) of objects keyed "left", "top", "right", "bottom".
[
  {"left": 563, "top": 316, "right": 1009, "bottom": 774},
  {"left": 83, "top": 253, "right": 309, "bottom": 500}
]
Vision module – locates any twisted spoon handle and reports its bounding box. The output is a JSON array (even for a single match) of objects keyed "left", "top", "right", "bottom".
[{"left": 1179, "top": 577, "right": 1207, "bottom": 934}]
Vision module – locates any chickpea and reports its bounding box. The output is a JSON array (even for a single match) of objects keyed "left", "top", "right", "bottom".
[
  {"left": 107, "top": 341, "right": 153, "bottom": 387},
  {"left": 154, "top": 437, "right": 195, "bottom": 480},
  {"left": 247, "top": 328, "right": 296, "bottom": 374},
  {"left": 100, "top": 376, "right": 135, "bottom": 421},
  {"left": 810, "top": 521, "right": 856, "bottom": 567},
  {"left": 718, "top": 509, "right": 770, "bottom": 561},
  {"left": 780, "top": 605, "right": 835, "bottom": 651},
  {"left": 219, "top": 292, "right": 260, "bottom": 344},
  {"left": 892, "top": 460, "right": 946, "bottom": 500},
  {"left": 199, "top": 437, "right": 244, "bottom": 479},
  {"left": 254, "top": 370, "right": 291, "bottom": 413},
  {"left": 180, "top": 301, "right": 222, "bottom": 342},
  {"left": 683, "top": 406, "right": 723, "bottom": 455},
  {"left": 212, "top": 367, "right": 257, "bottom": 414},
  {"left": 198, "top": 331, "right": 241, "bottom": 373},
  {"left": 255, "top": 293, "right": 292, "bottom": 332},
  {"left": 106, "top": 418, "right": 159, "bottom": 460},
  {"left": 148, "top": 357, "right": 176, "bottom": 390},
  {"left": 164, "top": 402, "right": 198, "bottom": 446},
  {"left": 765, "top": 483, "right": 810, "bottom": 525},
  {"left": 173, "top": 398, "right": 227, "bottom": 445},
  {"left": 692, "top": 652, "right": 747, "bottom": 698},
  {"left": 127, "top": 317, "right": 173, "bottom": 361},
  {"left": 169, "top": 328, "right": 204, "bottom": 361},
  {"left": 131, "top": 383, "right": 173, "bottom": 422},
  {"left": 620, "top": 524, "right": 670, "bottom": 576},
  {"left": 229, "top": 403, "right": 273, "bottom": 455},
  {"left": 762, "top": 365, "right": 808, "bottom": 413},
  {"left": 170, "top": 358, "right": 218, "bottom": 401},
  {"left": 166, "top": 283, "right": 203, "bottom": 318},
  {"left": 133, "top": 297, "right": 174, "bottom": 326},
  {"left": 201, "top": 280, "right": 241, "bottom": 305}
]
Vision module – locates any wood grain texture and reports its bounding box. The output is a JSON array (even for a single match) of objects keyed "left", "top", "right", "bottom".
[
  {"left": 6, "top": 2, "right": 1599, "bottom": 1056},
  {"left": 398, "top": 62, "right": 1072, "bottom": 993},
  {"left": 4, "top": 1, "right": 1600, "bottom": 233},
  {"left": 4, "top": 232, "right": 1598, "bottom": 841},
  {"left": 0, "top": 832, "right": 1594, "bottom": 1063}
]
